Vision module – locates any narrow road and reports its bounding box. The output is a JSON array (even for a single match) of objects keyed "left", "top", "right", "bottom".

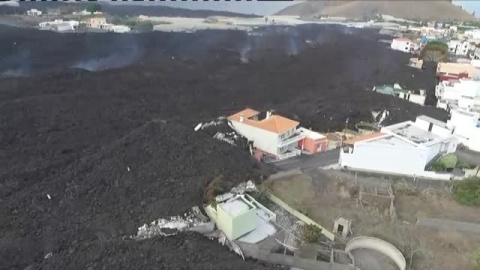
[{"left": 270, "top": 149, "right": 340, "bottom": 171}]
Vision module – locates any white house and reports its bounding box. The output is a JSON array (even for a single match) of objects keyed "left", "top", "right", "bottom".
[
  {"left": 448, "top": 40, "right": 471, "bottom": 56},
  {"left": 228, "top": 108, "right": 305, "bottom": 160},
  {"left": 391, "top": 38, "right": 414, "bottom": 53},
  {"left": 447, "top": 110, "right": 480, "bottom": 152},
  {"left": 339, "top": 115, "right": 457, "bottom": 176},
  {"left": 39, "top": 20, "right": 79, "bottom": 32},
  {"left": 102, "top": 24, "right": 131, "bottom": 33},
  {"left": 435, "top": 79, "right": 480, "bottom": 113},
  {"left": 111, "top": 25, "right": 131, "bottom": 33},
  {"left": 26, "top": 9, "right": 42, "bottom": 16},
  {"left": 465, "top": 29, "right": 480, "bottom": 39}
]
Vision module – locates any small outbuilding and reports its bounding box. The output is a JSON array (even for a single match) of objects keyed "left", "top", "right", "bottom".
[{"left": 297, "top": 127, "right": 327, "bottom": 154}]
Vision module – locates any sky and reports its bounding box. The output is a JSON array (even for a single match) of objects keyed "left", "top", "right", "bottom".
[{"left": 454, "top": 1, "right": 480, "bottom": 17}]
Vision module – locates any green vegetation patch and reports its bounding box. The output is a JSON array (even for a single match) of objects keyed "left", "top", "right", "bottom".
[
  {"left": 302, "top": 224, "right": 323, "bottom": 243},
  {"left": 452, "top": 177, "right": 480, "bottom": 205},
  {"left": 430, "top": 154, "right": 457, "bottom": 172}
]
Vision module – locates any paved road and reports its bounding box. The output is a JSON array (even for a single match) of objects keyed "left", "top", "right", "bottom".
[
  {"left": 417, "top": 217, "right": 480, "bottom": 234},
  {"left": 456, "top": 148, "right": 480, "bottom": 165},
  {"left": 270, "top": 149, "right": 340, "bottom": 171}
]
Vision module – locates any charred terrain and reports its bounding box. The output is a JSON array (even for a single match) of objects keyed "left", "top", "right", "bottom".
[{"left": 0, "top": 24, "right": 447, "bottom": 269}]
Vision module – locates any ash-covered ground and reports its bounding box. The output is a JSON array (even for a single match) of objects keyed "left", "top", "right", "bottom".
[{"left": 0, "top": 24, "right": 446, "bottom": 269}]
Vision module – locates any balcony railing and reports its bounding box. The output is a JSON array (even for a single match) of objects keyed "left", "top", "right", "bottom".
[
  {"left": 278, "top": 132, "right": 306, "bottom": 147},
  {"left": 277, "top": 149, "right": 301, "bottom": 160}
]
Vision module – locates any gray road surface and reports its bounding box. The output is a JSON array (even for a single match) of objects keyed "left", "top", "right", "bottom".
[
  {"left": 456, "top": 148, "right": 480, "bottom": 166},
  {"left": 271, "top": 149, "right": 340, "bottom": 171}
]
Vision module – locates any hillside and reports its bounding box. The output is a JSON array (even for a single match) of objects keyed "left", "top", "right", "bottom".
[
  {"left": 0, "top": 2, "right": 257, "bottom": 18},
  {"left": 276, "top": 0, "right": 477, "bottom": 21}
]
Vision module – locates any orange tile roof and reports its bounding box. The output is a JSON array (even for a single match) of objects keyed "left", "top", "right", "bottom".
[
  {"left": 228, "top": 108, "right": 260, "bottom": 121},
  {"left": 228, "top": 108, "right": 299, "bottom": 134},
  {"left": 343, "top": 132, "right": 386, "bottom": 145}
]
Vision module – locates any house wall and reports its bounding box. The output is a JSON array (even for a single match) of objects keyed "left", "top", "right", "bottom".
[
  {"left": 230, "top": 120, "right": 279, "bottom": 156},
  {"left": 391, "top": 40, "right": 411, "bottom": 53},
  {"left": 398, "top": 92, "right": 426, "bottom": 105},
  {"left": 414, "top": 118, "right": 451, "bottom": 137},
  {"left": 425, "top": 141, "right": 443, "bottom": 162},
  {"left": 217, "top": 203, "right": 256, "bottom": 240},
  {"left": 448, "top": 110, "right": 480, "bottom": 152},
  {"left": 408, "top": 94, "right": 426, "bottom": 105},
  {"left": 299, "top": 137, "right": 327, "bottom": 154},
  {"left": 339, "top": 143, "right": 429, "bottom": 175}
]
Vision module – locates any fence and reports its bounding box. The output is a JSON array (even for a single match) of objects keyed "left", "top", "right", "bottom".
[{"left": 266, "top": 192, "right": 335, "bottom": 241}]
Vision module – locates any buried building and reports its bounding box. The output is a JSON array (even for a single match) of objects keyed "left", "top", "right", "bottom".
[
  {"left": 227, "top": 108, "right": 328, "bottom": 160},
  {"left": 228, "top": 108, "right": 304, "bottom": 160}
]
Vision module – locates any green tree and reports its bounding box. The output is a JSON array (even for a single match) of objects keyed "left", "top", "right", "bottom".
[
  {"left": 136, "top": 21, "right": 153, "bottom": 32},
  {"left": 420, "top": 41, "right": 449, "bottom": 62},
  {"left": 86, "top": 3, "right": 101, "bottom": 14}
]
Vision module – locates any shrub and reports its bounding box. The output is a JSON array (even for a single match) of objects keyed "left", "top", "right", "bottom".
[
  {"left": 302, "top": 224, "right": 323, "bottom": 243},
  {"left": 472, "top": 250, "right": 480, "bottom": 269},
  {"left": 430, "top": 154, "right": 458, "bottom": 172},
  {"left": 430, "top": 161, "right": 446, "bottom": 172},
  {"left": 86, "top": 3, "right": 101, "bottom": 14},
  {"left": 440, "top": 154, "right": 457, "bottom": 169},
  {"left": 452, "top": 177, "right": 480, "bottom": 205},
  {"left": 457, "top": 160, "right": 476, "bottom": 170}
]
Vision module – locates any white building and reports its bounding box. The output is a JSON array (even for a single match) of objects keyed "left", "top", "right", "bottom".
[
  {"left": 39, "top": 20, "right": 79, "bottom": 32},
  {"left": 102, "top": 24, "right": 131, "bottom": 33},
  {"left": 435, "top": 79, "right": 480, "bottom": 113},
  {"left": 111, "top": 25, "right": 131, "bottom": 33},
  {"left": 448, "top": 40, "right": 471, "bottom": 56},
  {"left": 339, "top": 116, "right": 457, "bottom": 176},
  {"left": 26, "top": 9, "right": 42, "bottom": 16},
  {"left": 465, "top": 29, "right": 480, "bottom": 39},
  {"left": 73, "top": 10, "right": 103, "bottom": 16},
  {"left": 228, "top": 108, "right": 305, "bottom": 160},
  {"left": 84, "top": 17, "right": 107, "bottom": 29},
  {"left": 390, "top": 38, "right": 414, "bottom": 53},
  {"left": 447, "top": 110, "right": 480, "bottom": 152}
]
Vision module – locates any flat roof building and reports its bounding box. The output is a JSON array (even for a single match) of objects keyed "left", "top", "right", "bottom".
[{"left": 339, "top": 116, "right": 457, "bottom": 176}]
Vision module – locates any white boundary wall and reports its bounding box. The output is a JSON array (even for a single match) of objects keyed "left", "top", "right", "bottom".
[{"left": 346, "top": 236, "right": 406, "bottom": 270}]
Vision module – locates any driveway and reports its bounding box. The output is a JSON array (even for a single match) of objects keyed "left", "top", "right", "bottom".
[{"left": 270, "top": 149, "right": 340, "bottom": 171}]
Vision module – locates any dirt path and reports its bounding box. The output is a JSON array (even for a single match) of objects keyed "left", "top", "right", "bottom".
[{"left": 417, "top": 217, "right": 480, "bottom": 234}]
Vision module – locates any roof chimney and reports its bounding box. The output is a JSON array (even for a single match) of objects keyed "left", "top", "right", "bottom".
[
  {"left": 239, "top": 114, "right": 244, "bottom": 122},
  {"left": 266, "top": 111, "right": 272, "bottom": 119}
]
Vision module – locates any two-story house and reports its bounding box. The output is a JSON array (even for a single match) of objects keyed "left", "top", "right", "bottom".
[{"left": 228, "top": 108, "right": 305, "bottom": 159}]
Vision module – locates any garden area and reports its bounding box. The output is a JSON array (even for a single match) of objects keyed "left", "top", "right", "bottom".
[{"left": 430, "top": 153, "right": 478, "bottom": 172}]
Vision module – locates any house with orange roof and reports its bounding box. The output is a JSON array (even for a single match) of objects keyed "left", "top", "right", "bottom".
[
  {"left": 228, "top": 108, "right": 305, "bottom": 159},
  {"left": 339, "top": 115, "right": 457, "bottom": 176}
]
